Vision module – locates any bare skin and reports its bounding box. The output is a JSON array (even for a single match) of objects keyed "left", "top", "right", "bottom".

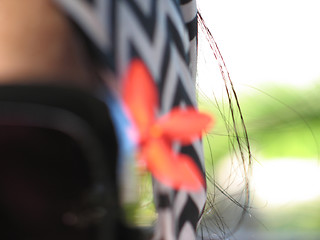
[{"left": 0, "top": 0, "right": 95, "bottom": 88}]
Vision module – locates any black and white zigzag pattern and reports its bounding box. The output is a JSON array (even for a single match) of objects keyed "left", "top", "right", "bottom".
[{"left": 54, "top": 1, "right": 204, "bottom": 239}]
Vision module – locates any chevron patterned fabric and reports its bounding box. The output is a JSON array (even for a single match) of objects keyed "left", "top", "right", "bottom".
[{"left": 54, "top": 1, "right": 205, "bottom": 239}]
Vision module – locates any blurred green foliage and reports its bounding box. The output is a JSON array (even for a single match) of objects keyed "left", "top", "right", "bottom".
[
  {"left": 199, "top": 83, "right": 320, "bottom": 164},
  {"left": 125, "top": 173, "right": 156, "bottom": 226},
  {"left": 198, "top": 82, "right": 320, "bottom": 233}
]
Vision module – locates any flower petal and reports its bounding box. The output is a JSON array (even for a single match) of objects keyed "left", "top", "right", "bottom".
[
  {"left": 174, "top": 153, "right": 205, "bottom": 191},
  {"left": 157, "top": 107, "right": 213, "bottom": 144},
  {"left": 140, "top": 139, "right": 204, "bottom": 191},
  {"left": 122, "top": 59, "right": 158, "bottom": 138}
]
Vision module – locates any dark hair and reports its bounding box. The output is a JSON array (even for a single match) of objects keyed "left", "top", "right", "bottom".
[{"left": 197, "top": 11, "right": 252, "bottom": 239}]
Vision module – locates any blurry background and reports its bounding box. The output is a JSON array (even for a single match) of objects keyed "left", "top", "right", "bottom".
[{"left": 197, "top": 0, "right": 320, "bottom": 239}]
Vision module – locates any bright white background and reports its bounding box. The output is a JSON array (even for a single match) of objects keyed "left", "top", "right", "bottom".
[{"left": 197, "top": 0, "right": 320, "bottom": 94}]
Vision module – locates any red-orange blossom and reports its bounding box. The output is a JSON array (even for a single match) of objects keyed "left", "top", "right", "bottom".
[{"left": 122, "top": 59, "right": 213, "bottom": 191}]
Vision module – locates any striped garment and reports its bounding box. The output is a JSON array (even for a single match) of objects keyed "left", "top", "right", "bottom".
[{"left": 53, "top": 1, "right": 205, "bottom": 239}]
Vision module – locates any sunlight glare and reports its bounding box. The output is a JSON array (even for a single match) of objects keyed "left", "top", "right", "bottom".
[{"left": 252, "top": 159, "right": 320, "bottom": 205}]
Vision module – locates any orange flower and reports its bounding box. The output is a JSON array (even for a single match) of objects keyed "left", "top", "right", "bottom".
[{"left": 122, "top": 59, "right": 213, "bottom": 191}]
